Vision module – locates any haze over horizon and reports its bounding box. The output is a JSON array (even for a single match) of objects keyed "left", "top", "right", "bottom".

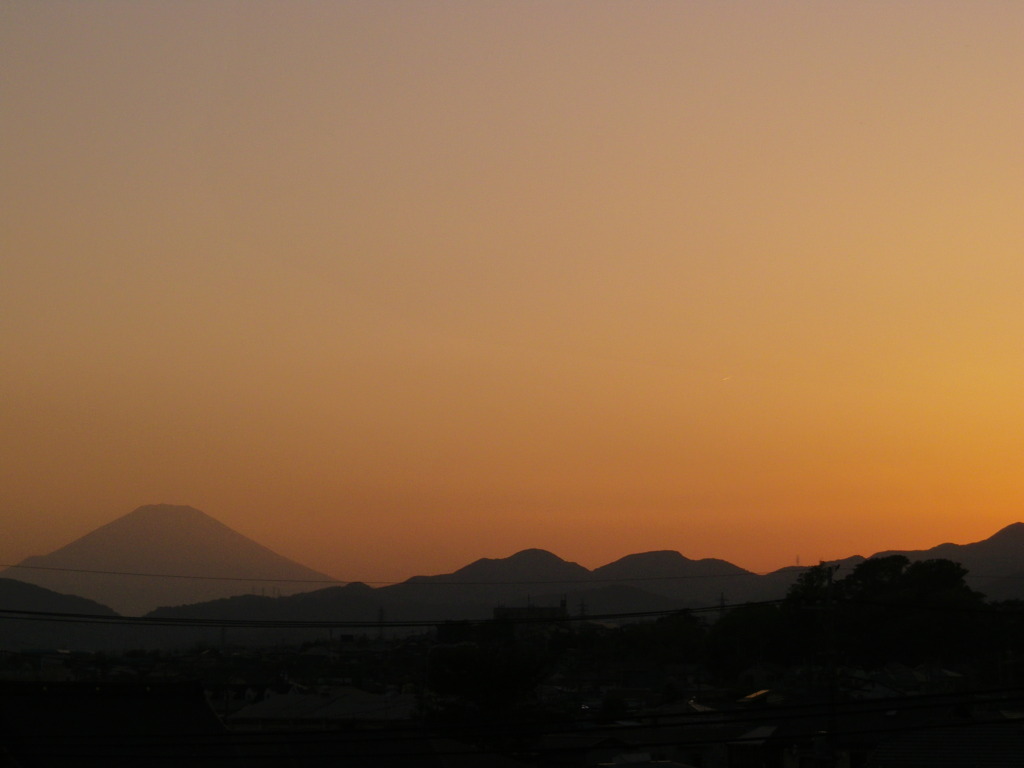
[
  {"left": 8, "top": 503, "right": 1024, "bottom": 592},
  {"left": 3, "top": 2, "right": 1023, "bottom": 584}
]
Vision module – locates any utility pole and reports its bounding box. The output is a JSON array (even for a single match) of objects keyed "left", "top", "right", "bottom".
[{"left": 825, "top": 565, "right": 838, "bottom": 767}]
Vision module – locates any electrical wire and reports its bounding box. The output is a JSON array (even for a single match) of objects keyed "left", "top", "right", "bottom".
[
  {"left": 0, "top": 600, "right": 769, "bottom": 629},
  {"left": 4, "top": 560, "right": 1022, "bottom": 589},
  {"left": 0, "top": 561, "right": 774, "bottom": 585}
]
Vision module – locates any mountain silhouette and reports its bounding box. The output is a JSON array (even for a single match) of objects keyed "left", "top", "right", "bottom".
[
  {"left": 449, "top": 548, "right": 591, "bottom": 582},
  {"left": 148, "top": 551, "right": 682, "bottom": 648},
  {"left": 385, "top": 549, "right": 592, "bottom": 610},
  {"left": 873, "top": 522, "right": 1024, "bottom": 599},
  {"left": 591, "top": 550, "right": 760, "bottom": 604},
  {"left": 0, "top": 578, "right": 116, "bottom": 616},
  {"left": 593, "top": 550, "right": 746, "bottom": 579},
  {"left": 114, "top": 518, "right": 1024, "bottom": 650},
  {"left": 11, "top": 506, "right": 1024, "bottom": 641},
  {"left": 3, "top": 504, "right": 337, "bottom": 615},
  {"left": 0, "top": 578, "right": 119, "bottom": 650}
]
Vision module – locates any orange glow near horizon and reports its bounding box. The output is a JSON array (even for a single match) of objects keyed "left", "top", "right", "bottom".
[{"left": 2, "top": 2, "right": 1023, "bottom": 584}]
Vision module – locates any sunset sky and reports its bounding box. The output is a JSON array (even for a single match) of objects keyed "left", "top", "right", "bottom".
[{"left": 3, "top": 1, "right": 1023, "bottom": 583}]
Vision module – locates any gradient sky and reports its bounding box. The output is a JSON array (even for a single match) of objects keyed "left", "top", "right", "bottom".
[{"left": 3, "top": 1, "right": 1023, "bottom": 583}]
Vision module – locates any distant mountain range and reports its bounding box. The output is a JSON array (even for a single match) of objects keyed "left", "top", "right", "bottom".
[{"left": 5, "top": 506, "right": 1024, "bottom": 647}]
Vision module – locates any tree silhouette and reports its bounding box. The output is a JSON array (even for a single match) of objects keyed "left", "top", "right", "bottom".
[{"left": 711, "top": 557, "right": 988, "bottom": 681}]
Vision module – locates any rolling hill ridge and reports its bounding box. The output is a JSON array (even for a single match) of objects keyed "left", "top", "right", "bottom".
[{"left": 7, "top": 506, "right": 1024, "bottom": 626}]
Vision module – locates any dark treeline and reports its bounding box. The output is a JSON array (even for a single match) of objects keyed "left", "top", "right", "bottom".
[
  {"left": 708, "top": 555, "right": 1021, "bottom": 678},
  {"left": 424, "top": 556, "right": 1024, "bottom": 718}
]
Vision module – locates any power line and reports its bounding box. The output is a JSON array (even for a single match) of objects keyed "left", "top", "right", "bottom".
[
  {"left": 3, "top": 591, "right": 1023, "bottom": 630},
  {"left": 7, "top": 559, "right": 1024, "bottom": 589},
  {"left": 3, "top": 589, "right": 1022, "bottom": 631},
  {"left": 0, "top": 561, "right": 774, "bottom": 585},
  {"left": 1, "top": 563, "right": 346, "bottom": 584},
  {"left": 0, "top": 600, "right": 769, "bottom": 629}
]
